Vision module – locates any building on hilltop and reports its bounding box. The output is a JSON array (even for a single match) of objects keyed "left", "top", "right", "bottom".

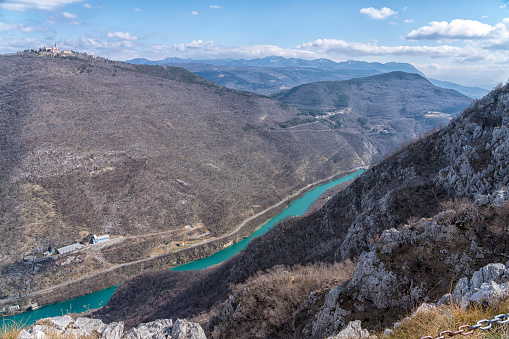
[
  {"left": 41, "top": 42, "right": 60, "bottom": 54},
  {"left": 40, "top": 43, "right": 74, "bottom": 55}
]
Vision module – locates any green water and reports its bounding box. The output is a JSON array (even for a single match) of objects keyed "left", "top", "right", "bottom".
[
  {"left": 1, "top": 168, "right": 364, "bottom": 327},
  {"left": 1, "top": 285, "right": 117, "bottom": 328},
  {"left": 172, "top": 168, "right": 365, "bottom": 271}
]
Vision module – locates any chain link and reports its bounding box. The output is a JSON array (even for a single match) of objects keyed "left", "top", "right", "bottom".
[{"left": 420, "top": 312, "right": 509, "bottom": 339}]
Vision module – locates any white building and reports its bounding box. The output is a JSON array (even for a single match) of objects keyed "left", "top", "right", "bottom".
[
  {"left": 8, "top": 305, "right": 20, "bottom": 312},
  {"left": 92, "top": 234, "right": 110, "bottom": 244},
  {"left": 56, "top": 243, "right": 84, "bottom": 254}
]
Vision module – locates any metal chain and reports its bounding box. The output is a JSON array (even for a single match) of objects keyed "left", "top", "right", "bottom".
[{"left": 420, "top": 312, "right": 509, "bottom": 339}]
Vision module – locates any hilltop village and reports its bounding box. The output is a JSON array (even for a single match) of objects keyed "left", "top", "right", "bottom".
[{"left": 25, "top": 42, "right": 96, "bottom": 59}]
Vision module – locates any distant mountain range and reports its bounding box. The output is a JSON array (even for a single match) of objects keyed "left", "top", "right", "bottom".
[
  {"left": 127, "top": 56, "right": 422, "bottom": 74},
  {"left": 126, "top": 56, "right": 489, "bottom": 98}
]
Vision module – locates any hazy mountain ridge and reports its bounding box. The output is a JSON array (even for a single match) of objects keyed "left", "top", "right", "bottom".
[
  {"left": 126, "top": 56, "right": 488, "bottom": 98},
  {"left": 428, "top": 78, "right": 489, "bottom": 99},
  {"left": 126, "top": 56, "right": 423, "bottom": 74},
  {"left": 96, "top": 84, "right": 509, "bottom": 337}
]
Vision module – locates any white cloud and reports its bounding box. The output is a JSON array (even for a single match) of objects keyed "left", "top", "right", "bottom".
[
  {"left": 406, "top": 18, "right": 509, "bottom": 52},
  {"left": 62, "top": 12, "right": 78, "bottom": 19},
  {"left": 0, "top": 0, "right": 85, "bottom": 11},
  {"left": 149, "top": 40, "right": 320, "bottom": 60},
  {"left": 0, "top": 22, "right": 18, "bottom": 31},
  {"left": 210, "top": 5, "right": 223, "bottom": 9},
  {"left": 0, "top": 21, "right": 46, "bottom": 33},
  {"left": 404, "top": 19, "right": 414, "bottom": 23},
  {"left": 0, "top": 36, "right": 43, "bottom": 52},
  {"left": 47, "top": 12, "right": 82, "bottom": 25},
  {"left": 134, "top": 8, "right": 142, "bottom": 12},
  {"left": 297, "top": 38, "right": 463, "bottom": 57},
  {"left": 171, "top": 40, "right": 216, "bottom": 51},
  {"left": 65, "top": 34, "right": 141, "bottom": 58},
  {"left": 359, "top": 7, "right": 397, "bottom": 20},
  {"left": 76, "top": 37, "right": 104, "bottom": 48},
  {"left": 82, "top": 3, "right": 100, "bottom": 9},
  {"left": 407, "top": 19, "right": 495, "bottom": 40},
  {"left": 191, "top": 11, "right": 199, "bottom": 15},
  {"left": 107, "top": 32, "right": 138, "bottom": 40}
]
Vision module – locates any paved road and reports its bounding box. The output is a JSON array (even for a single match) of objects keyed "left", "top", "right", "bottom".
[{"left": 0, "top": 166, "right": 369, "bottom": 305}]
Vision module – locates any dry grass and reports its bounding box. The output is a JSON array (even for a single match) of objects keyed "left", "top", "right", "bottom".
[
  {"left": 0, "top": 320, "right": 24, "bottom": 339},
  {"left": 383, "top": 296, "right": 509, "bottom": 339},
  {"left": 209, "top": 259, "right": 356, "bottom": 338}
]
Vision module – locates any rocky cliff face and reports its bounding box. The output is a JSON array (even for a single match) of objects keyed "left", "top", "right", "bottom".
[
  {"left": 317, "top": 83, "right": 509, "bottom": 262},
  {"left": 288, "top": 84, "right": 509, "bottom": 337}
]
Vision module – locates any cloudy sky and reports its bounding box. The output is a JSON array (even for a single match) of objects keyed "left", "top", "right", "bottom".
[{"left": 1, "top": 0, "right": 509, "bottom": 87}]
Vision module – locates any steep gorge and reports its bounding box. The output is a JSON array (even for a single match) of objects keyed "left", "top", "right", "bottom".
[{"left": 97, "top": 84, "right": 509, "bottom": 338}]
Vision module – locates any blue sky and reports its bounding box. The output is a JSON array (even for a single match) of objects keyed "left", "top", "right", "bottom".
[{"left": 1, "top": 0, "right": 509, "bottom": 87}]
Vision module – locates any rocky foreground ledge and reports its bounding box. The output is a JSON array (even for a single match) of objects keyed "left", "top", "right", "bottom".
[{"left": 16, "top": 316, "right": 206, "bottom": 339}]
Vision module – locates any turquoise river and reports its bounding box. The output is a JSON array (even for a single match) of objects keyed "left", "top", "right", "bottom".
[{"left": 1, "top": 169, "right": 365, "bottom": 328}]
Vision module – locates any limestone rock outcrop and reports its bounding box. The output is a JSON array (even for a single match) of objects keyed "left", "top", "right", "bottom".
[
  {"left": 326, "top": 320, "right": 376, "bottom": 339},
  {"left": 17, "top": 316, "right": 205, "bottom": 339},
  {"left": 305, "top": 194, "right": 509, "bottom": 336},
  {"left": 439, "top": 263, "right": 509, "bottom": 308}
]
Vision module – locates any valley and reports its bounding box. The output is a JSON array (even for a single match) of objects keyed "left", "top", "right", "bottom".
[
  {"left": 1, "top": 167, "right": 365, "bottom": 323},
  {"left": 2, "top": 0, "right": 509, "bottom": 338},
  {"left": 0, "top": 50, "right": 473, "bottom": 314},
  {"left": 0, "top": 52, "right": 363, "bottom": 300}
]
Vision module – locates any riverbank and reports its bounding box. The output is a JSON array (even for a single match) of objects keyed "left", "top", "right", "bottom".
[{"left": 1, "top": 167, "right": 368, "bottom": 322}]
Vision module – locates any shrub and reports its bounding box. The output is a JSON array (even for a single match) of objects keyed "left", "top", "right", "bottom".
[{"left": 210, "top": 260, "right": 356, "bottom": 338}]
